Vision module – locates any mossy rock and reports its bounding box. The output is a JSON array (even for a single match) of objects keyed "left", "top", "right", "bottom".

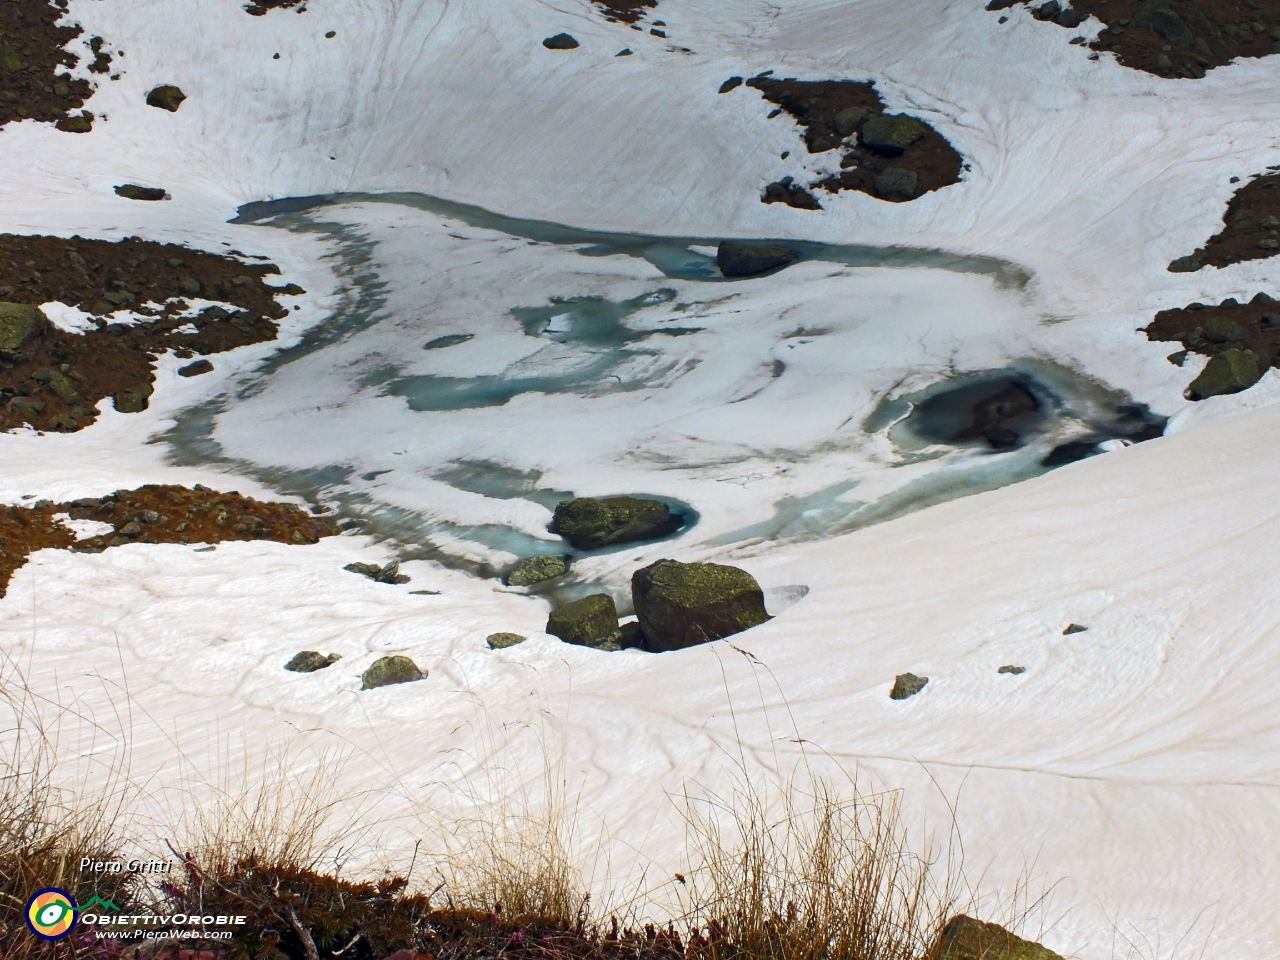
[
  {"left": 859, "top": 114, "right": 925, "bottom": 156},
  {"left": 284, "top": 651, "right": 341, "bottom": 673},
  {"left": 935, "top": 916, "right": 1063, "bottom": 960},
  {"left": 487, "top": 632, "right": 527, "bottom": 650},
  {"left": 506, "top": 554, "right": 569, "bottom": 587},
  {"left": 113, "top": 383, "right": 154, "bottom": 413},
  {"left": 551, "top": 496, "right": 682, "bottom": 550},
  {"left": 1187, "top": 347, "right": 1265, "bottom": 400},
  {"left": 631, "top": 559, "right": 770, "bottom": 652},
  {"left": 890, "top": 673, "right": 928, "bottom": 700},
  {"left": 146, "top": 84, "right": 187, "bottom": 112},
  {"left": 546, "top": 593, "right": 620, "bottom": 649},
  {"left": 361, "top": 655, "right": 424, "bottom": 689},
  {"left": 1202, "top": 316, "right": 1243, "bottom": 343},
  {"left": 0, "top": 302, "right": 47, "bottom": 362}
]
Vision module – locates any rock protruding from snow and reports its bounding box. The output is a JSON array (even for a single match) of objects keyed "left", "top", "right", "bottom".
[
  {"left": 285, "top": 651, "right": 341, "bottom": 673},
  {"left": 859, "top": 114, "right": 926, "bottom": 156},
  {"left": 935, "top": 916, "right": 1063, "bottom": 960},
  {"left": 890, "top": 673, "right": 929, "bottom": 700},
  {"left": 546, "top": 594, "right": 621, "bottom": 649},
  {"left": 361, "top": 656, "right": 425, "bottom": 689},
  {"left": 716, "top": 241, "right": 799, "bottom": 278},
  {"left": 486, "top": 632, "right": 527, "bottom": 650},
  {"left": 631, "top": 559, "right": 770, "bottom": 652},
  {"left": 1187, "top": 348, "right": 1266, "bottom": 400},
  {"left": 505, "top": 554, "right": 568, "bottom": 586},
  {"left": 543, "top": 33, "right": 580, "bottom": 50},
  {"left": 146, "top": 85, "right": 187, "bottom": 112},
  {"left": 114, "top": 184, "right": 167, "bottom": 202},
  {"left": 551, "top": 496, "right": 682, "bottom": 550}
]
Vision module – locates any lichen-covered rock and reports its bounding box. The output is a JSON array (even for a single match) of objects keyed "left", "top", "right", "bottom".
[
  {"left": 716, "top": 241, "right": 799, "bottom": 278},
  {"left": 1202, "top": 316, "right": 1243, "bottom": 343},
  {"left": 0, "top": 302, "right": 47, "bottom": 362},
  {"left": 113, "top": 383, "right": 154, "bottom": 413},
  {"left": 546, "top": 593, "right": 621, "bottom": 649},
  {"left": 834, "top": 106, "right": 871, "bottom": 137},
  {"left": 146, "top": 84, "right": 186, "bottom": 112},
  {"left": 874, "top": 167, "right": 919, "bottom": 199},
  {"left": 114, "top": 184, "right": 166, "bottom": 201},
  {"left": 935, "top": 916, "right": 1063, "bottom": 960},
  {"left": 487, "top": 632, "right": 527, "bottom": 650},
  {"left": 551, "top": 496, "right": 682, "bottom": 550},
  {"left": 285, "top": 651, "right": 341, "bottom": 673},
  {"left": 890, "top": 673, "right": 928, "bottom": 700},
  {"left": 506, "top": 554, "right": 569, "bottom": 587},
  {"left": 859, "top": 114, "right": 925, "bottom": 156},
  {"left": 631, "top": 559, "right": 771, "bottom": 652},
  {"left": 361, "top": 655, "right": 424, "bottom": 689},
  {"left": 1187, "top": 347, "right": 1265, "bottom": 400}
]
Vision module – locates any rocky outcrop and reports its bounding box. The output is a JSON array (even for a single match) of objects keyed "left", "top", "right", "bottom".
[
  {"left": 1187, "top": 347, "right": 1265, "bottom": 399},
  {"left": 631, "top": 559, "right": 771, "bottom": 652},
  {"left": 0, "top": 303, "right": 46, "bottom": 362},
  {"left": 935, "top": 916, "right": 1063, "bottom": 960},
  {"left": 546, "top": 594, "right": 621, "bottom": 649},
  {"left": 146, "top": 85, "right": 187, "bottom": 112},
  {"left": 717, "top": 241, "right": 799, "bottom": 278},
  {"left": 361, "top": 656, "right": 424, "bottom": 690},
  {"left": 506, "top": 554, "right": 569, "bottom": 587},
  {"left": 486, "top": 632, "right": 527, "bottom": 650},
  {"left": 890, "top": 673, "right": 928, "bottom": 700},
  {"left": 551, "top": 496, "right": 682, "bottom": 550},
  {"left": 285, "top": 651, "right": 341, "bottom": 673}
]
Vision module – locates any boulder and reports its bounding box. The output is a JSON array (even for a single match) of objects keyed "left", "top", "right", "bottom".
[
  {"left": 874, "top": 167, "right": 919, "bottom": 200},
  {"left": 717, "top": 241, "right": 800, "bottom": 278},
  {"left": 146, "top": 84, "right": 187, "bottom": 112},
  {"left": 178, "top": 359, "right": 214, "bottom": 377},
  {"left": 1167, "top": 253, "right": 1203, "bottom": 273},
  {"left": 551, "top": 496, "right": 682, "bottom": 550},
  {"left": 361, "top": 655, "right": 424, "bottom": 690},
  {"left": 114, "top": 184, "right": 166, "bottom": 201},
  {"left": 344, "top": 560, "right": 410, "bottom": 584},
  {"left": 6, "top": 396, "right": 45, "bottom": 417},
  {"left": 890, "top": 673, "right": 929, "bottom": 700},
  {"left": 113, "top": 383, "right": 154, "bottom": 413},
  {"left": 486, "top": 632, "right": 527, "bottom": 650},
  {"left": 0, "top": 302, "right": 47, "bottom": 362},
  {"left": 1063, "top": 623, "right": 1088, "bottom": 635},
  {"left": 1187, "top": 347, "right": 1265, "bottom": 400},
  {"left": 285, "top": 651, "right": 341, "bottom": 673},
  {"left": 859, "top": 114, "right": 925, "bottom": 156},
  {"left": 618, "top": 620, "right": 646, "bottom": 649},
  {"left": 1202, "top": 316, "right": 1243, "bottom": 343},
  {"left": 834, "top": 106, "right": 871, "bottom": 137},
  {"left": 935, "top": 916, "right": 1063, "bottom": 960},
  {"left": 631, "top": 559, "right": 771, "bottom": 652},
  {"left": 719, "top": 76, "right": 743, "bottom": 93},
  {"left": 546, "top": 593, "right": 621, "bottom": 649},
  {"left": 506, "top": 554, "right": 569, "bottom": 587},
  {"left": 543, "top": 33, "right": 580, "bottom": 49},
  {"left": 1055, "top": 6, "right": 1083, "bottom": 27},
  {"left": 1031, "top": 0, "right": 1060, "bottom": 20}
]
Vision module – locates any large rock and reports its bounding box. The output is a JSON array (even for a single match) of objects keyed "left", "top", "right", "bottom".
[
  {"left": 486, "top": 632, "right": 527, "bottom": 650},
  {"left": 717, "top": 241, "right": 799, "bottom": 278},
  {"left": 890, "top": 673, "right": 929, "bottom": 700},
  {"left": 285, "top": 651, "right": 341, "bottom": 673},
  {"left": 551, "top": 496, "right": 682, "bottom": 550},
  {"left": 1187, "top": 348, "right": 1265, "bottom": 400},
  {"left": 0, "top": 303, "right": 47, "bottom": 362},
  {"left": 361, "top": 655, "right": 424, "bottom": 690},
  {"left": 506, "top": 554, "right": 569, "bottom": 587},
  {"left": 874, "top": 167, "right": 919, "bottom": 200},
  {"left": 859, "top": 114, "right": 925, "bottom": 156},
  {"left": 543, "top": 33, "right": 580, "bottom": 49},
  {"left": 834, "top": 106, "right": 871, "bottom": 137},
  {"left": 114, "top": 184, "right": 166, "bottom": 201},
  {"left": 113, "top": 383, "right": 154, "bottom": 413},
  {"left": 935, "top": 916, "right": 1063, "bottom": 960},
  {"left": 546, "top": 593, "right": 621, "bottom": 649},
  {"left": 146, "top": 84, "right": 187, "bottom": 112},
  {"left": 631, "top": 559, "right": 771, "bottom": 652}
]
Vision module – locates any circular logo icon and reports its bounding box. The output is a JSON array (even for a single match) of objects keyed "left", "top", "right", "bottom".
[{"left": 26, "top": 888, "right": 78, "bottom": 940}]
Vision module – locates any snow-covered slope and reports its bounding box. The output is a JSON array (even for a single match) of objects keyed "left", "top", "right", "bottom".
[{"left": 3, "top": 0, "right": 1279, "bottom": 957}]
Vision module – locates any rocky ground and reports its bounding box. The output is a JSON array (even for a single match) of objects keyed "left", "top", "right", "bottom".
[
  {"left": 1144, "top": 292, "right": 1279, "bottom": 396},
  {"left": 0, "top": 0, "right": 109, "bottom": 133},
  {"left": 0, "top": 484, "right": 339, "bottom": 599},
  {"left": 1169, "top": 170, "right": 1280, "bottom": 271},
  {"left": 244, "top": 0, "right": 307, "bottom": 14},
  {"left": 0, "top": 233, "right": 299, "bottom": 433},
  {"left": 726, "top": 76, "right": 963, "bottom": 208},
  {"left": 988, "top": 0, "right": 1280, "bottom": 79},
  {"left": 594, "top": 0, "right": 660, "bottom": 23}
]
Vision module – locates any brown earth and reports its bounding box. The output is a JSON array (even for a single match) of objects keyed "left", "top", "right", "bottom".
[
  {"left": 988, "top": 0, "right": 1280, "bottom": 79},
  {"left": 595, "top": 0, "right": 659, "bottom": 22},
  {"left": 0, "top": 0, "right": 110, "bottom": 133},
  {"left": 0, "top": 233, "right": 301, "bottom": 434},
  {"left": 1168, "top": 171, "right": 1280, "bottom": 271},
  {"left": 1144, "top": 292, "right": 1280, "bottom": 361},
  {"left": 0, "top": 485, "right": 340, "bottom": 599},
  {"left": 740, "top": 76, "right": 963, "bottom": 209}
]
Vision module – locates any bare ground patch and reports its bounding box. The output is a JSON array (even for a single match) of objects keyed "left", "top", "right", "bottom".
[{"left": 0, "top": 0, "right": 111, "bottom": 133}]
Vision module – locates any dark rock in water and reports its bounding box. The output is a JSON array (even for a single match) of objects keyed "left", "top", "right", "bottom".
[
  {"left": 551, "top": 496, "right": 682, "bottom": 549},
  {"left": 487, "top": 632, "right": 527, "bottom": 650},
  {"left": 1032, "top": 1, "right": 1060, "bottom": 20},
  {"left": 618, "top": 620, "right": 646, "bottom": 649},
  {"left": 543, "top": 33, "right": 580, "bottom": 49},
  {"left": 834, "top": 106, "right": 871, "bottom": 137},
  {"left": 344, "top": 560, "right": 411, "bottom": 584},
  {"left": 998, "top": 664, "right": 1026, "bottom": 675},
  {"left": 546, "top": 593, "right": 621, "bottom": 649},
  {"left": 1167, "top": 254, "right": 1203, "bottom": 273},
  {"left": 631, "top": 559, "right": 771, "bottom": 652},
  {"left": 285, "top": 651, "right": 341, "bottom": 673},
  {"left": 178, "top": 359, "right": 214, "bottom": 377},
  {"left": 0, "top": 302, "right": 47, "bottom": 362},
  {"left": 717, "top": 241, "right": 799, "bottom": 278},
  {"left": 114, "top": 184, "right": 166, "bottom": 201},
  {"left": 361, "top": 655, "right": 424, "bottom": 690},
  {"left": 506, "top": 554, "right": 569, "bottom": 587},
  {"left": 859, "top": 114, "right": 925, "bottom": 156},
  {"left": 1040, "top": 439, "right": 1100, "bottom": 466},
  {"left": 113, "top": 383, "right": 154, "bottom": 413},
  {"left": 1202, "top": 316, "right": 1243, "bottom": 343},
  {"left": 874, "top": 167, "right": 918, "bottom": 200},
  {"left": 1063, "top": 623, "right": 1088, "bottom": 635},
  {"left": 1187, "top": 347, "right": 1265, "bottom": 400},
  {"left": 146, "top": 84, "right": 187, "bottom": 112},
  {"left": 936, "top": 916, "right": 1064, "bottom": 960},
  {"left": 424, "top": 333, "right": 473, "bottom": 350},
  {"left": 890, "top": 673, "right": 928, "bottom": 700},
  {"left": 719, "top": 76, "right": 743, "bottom": 93},
  {"left": 972, "top": 382, "right": 1039, "bottom": 448}
]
